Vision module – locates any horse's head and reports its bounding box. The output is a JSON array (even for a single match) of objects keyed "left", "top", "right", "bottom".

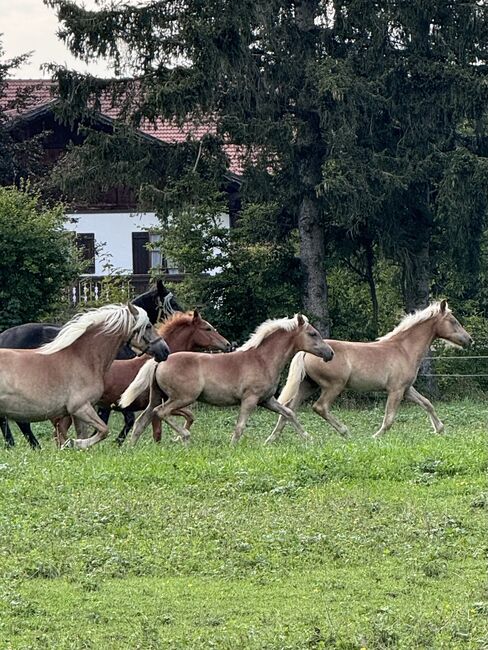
[
  {"left": 131, "top": 280, "right": 183, "bottom": 324},
  {"left": 127, "top": 303, "right": 170, "bottom": 361},
  {"left": 188, "top": 310, "right": 232, "bottom": 352},
  {"left": 294, "top": 314, "right": 334, "bottom": 361},
  {"left": 434, "top": 300, "right": 473, "bottom": 348}
]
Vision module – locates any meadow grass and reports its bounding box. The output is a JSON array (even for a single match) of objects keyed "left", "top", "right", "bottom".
[{"left": 0, "top": 399, "right": 487, "bottom": 649}]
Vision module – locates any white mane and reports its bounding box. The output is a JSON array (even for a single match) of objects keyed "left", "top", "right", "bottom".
[
  {"left": 238, "top": 315, "right": 308, "bottom": 351},
  {"left": 38, "top": 304, "right": 150, "bottom": 355},
  {"left": 378, "top": 301, "right": 450, "bottom": 342}
]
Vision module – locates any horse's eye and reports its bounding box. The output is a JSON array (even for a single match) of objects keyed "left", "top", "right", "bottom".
[
  {"left": 206, "top": 327, "right": 212, "bottom": 331},
  {"left": 308, "top": 332, "right": 317, "bottom": 337}
]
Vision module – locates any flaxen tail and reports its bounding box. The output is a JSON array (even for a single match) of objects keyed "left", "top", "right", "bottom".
[
  {"left": 278, "top": 351, "right": 307, "bottom": 406},
  {"left": 119, "top": 358, "right": 158, "bottom": 408}
]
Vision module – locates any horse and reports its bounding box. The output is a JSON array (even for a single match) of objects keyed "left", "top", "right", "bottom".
[
  {"left": 56, "top": 310, "right": 231, "bottom": 447},
  {"left": 267, "top": 300, "right": 472, "bottom": 442},
  {"left": 0, "top": 303, "right": 169, "bottom": 450},
  {"left": 0, "top": 279, "right": 181, "bottom": 448},
  {"left": 120, "top": 314, "right": 335, "bottom": 445}
]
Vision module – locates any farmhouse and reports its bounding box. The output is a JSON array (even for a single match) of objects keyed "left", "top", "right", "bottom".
[{"left": 4, "top": 80, "right": 242, "bottom": 296}]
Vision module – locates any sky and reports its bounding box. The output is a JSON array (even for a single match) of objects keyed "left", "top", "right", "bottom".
[{"left": 1, "top": 0, "right": 113, "bottom": 78}]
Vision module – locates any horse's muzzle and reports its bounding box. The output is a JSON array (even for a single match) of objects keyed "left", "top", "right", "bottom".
[
  {"left": 150, "top": 338, "right": 171, "bottom": 362},
  {"left": 322, "top": 347, "right": 334, "bottom": 362}
]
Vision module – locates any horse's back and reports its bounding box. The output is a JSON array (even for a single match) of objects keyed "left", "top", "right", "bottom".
[
  {"left": 305, "top": 339, "right": 404, "bottom": 392},
  {"left": 0, "top": 323, "right": 60, "bottom": 349}
]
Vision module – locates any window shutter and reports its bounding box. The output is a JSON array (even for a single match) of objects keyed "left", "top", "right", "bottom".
[{"left": 132, "top": 232, "right": 150, "bottom": 274}]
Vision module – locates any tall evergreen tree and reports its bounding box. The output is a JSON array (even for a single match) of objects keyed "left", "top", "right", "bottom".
[{"left": 46, "top": 0, "right": 488, "bottom": 333}]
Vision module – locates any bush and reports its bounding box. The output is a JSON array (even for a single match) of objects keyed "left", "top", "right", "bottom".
[{"left": 0, "top": 186, "right": 81, "bottom": 329}]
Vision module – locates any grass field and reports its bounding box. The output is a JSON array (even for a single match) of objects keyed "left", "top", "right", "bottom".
[{"left": 0, "top": 399, "right": 487, "bottom": 649}]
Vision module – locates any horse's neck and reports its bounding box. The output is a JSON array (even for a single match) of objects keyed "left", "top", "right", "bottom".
[
  {"left": 164, "top": 326, "right": 194, "bottom": 352},
  {"left": 253, "top": 331, "right": 297, "bottom": 378},
  {"left": 73, "top": 328, "right": 128, "bottom": 372},
  {"left": 392, "top": 319, "right": 437, "bottom": 367}
]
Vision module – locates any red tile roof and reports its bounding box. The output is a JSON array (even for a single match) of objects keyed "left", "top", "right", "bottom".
[{"left": 3, "top": 79, "right": 243, "bottom": 174}]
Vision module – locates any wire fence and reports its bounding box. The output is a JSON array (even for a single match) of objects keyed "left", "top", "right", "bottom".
[{"left": 416, "top": 354, "right": 488, "bottom": 399}]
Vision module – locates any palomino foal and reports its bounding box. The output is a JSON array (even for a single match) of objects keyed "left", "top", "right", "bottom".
[
  {"left": 120, "top": 314, "right": 334, "bottom": 444},
  {"left": 268, "top": 300, "right": 472, "bottom": 442}
]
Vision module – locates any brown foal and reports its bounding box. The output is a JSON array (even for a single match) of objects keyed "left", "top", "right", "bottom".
[
  {"left": 120, "top": 314, "right": 334, "bottom": 444},
  {"left": 269, "top": 300, "right": 472, "bottom": 441}
]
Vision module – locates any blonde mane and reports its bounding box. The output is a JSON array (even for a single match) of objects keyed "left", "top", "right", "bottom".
[
  {"left": 378, "top": 301, "right": 450, "bottom": 342},
  {"left": 156, "top": 311, "right": 195, "bottom": 338},
  {"left": 38, "top": 304, "right": 150, "bottom": 355},
  {"left": 238, "top": 315, "right": 308, "bottom": 351}
]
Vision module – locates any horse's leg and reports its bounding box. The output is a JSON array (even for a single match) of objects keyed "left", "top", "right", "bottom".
[
  {"left": 151, "top": 413, "right": 162, "bottom": 442},
  {"left": 115, "top": 410, "right": 135, "bottom": 445},
  {"left": 68, "top": 404, "right": 110, "bottom": 449},
  {"left": 231, "top": 397, "right": 259, "bottom": 445},
  {"left": 130, "top": 385, "right": 166, "bottom": 445},
  {"left": 261, "top": 397, "right": 310, "bottom": 442},
  {"left": 405, "top": 386, "right": 444, "bottom": 433},
  {"left": 16, "top": 421, "right": 41, "bottom": 450},
  {"left": 153, "top": 399, "right": 195, "bottom": 444},
  {"left": 0, "top": 417, "right": 15, "bottom": 448},
  {"left": 152, "top": 408, "right": 194, "bottom": 443},
  {"left": 265, "top": 379, "right": 317, "bottom": 444},
  {"left": 311, "top": 384, "right": 349, "bottom": 437},
  {"left": 53, "top": 416, "right": 72, "bottom": 447},
  {"left": 372, "top": 388, "right": 405, "bottom": 438}
]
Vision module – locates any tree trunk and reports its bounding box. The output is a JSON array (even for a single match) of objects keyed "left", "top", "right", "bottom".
[
  {"left": 402, "top": 237, "right": 437, "bottom": 397},
  {"left": 298, "top": 193, "right": 330, "bottom": 336},
  {"left": 364, "top": 240, "right": 379, "bottom": 338},
  {"left": 403, "top": 238, "right": 430, "bottom": 313}
]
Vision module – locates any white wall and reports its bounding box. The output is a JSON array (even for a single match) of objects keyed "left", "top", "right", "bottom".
[{"left": 65, "top": 210, "right": 230, "bottom": 275}]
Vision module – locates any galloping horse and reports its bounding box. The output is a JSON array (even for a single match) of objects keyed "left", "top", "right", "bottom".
[
  {"left": 57, "top": 310, "right": 231, "bottom": 447},
  {"left": 120, "top": 314, "right": 334, "bottom": 445},
  {"left": 267, "top": 300, "right": 472, "bottom": 442},
  {"left": 0, "top": 280, "right": 181, "bottom": 448},
  {"left": 0, "top": 304, "right": 169, "bottom": 449}
]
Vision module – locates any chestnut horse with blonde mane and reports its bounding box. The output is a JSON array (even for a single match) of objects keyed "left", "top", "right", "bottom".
[
  {"left": 59, "top": 310, "right": 231, "bottom": 448},
  {"left": 120, "top": 314, "right": 334, "bottom": 444},
  {"left": 0, "top": 304, "right": 168, "bottom": 447},
  {"left": 268, "top": 300, "right": 472, "bottom": 442}
]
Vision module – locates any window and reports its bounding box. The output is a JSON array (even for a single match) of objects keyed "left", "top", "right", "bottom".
[
  {"left": 132, "top": 231, "right": 181, "bottom": 275},
  {"left": 76, "top": 233, "right": 95, "bottom": 274}
]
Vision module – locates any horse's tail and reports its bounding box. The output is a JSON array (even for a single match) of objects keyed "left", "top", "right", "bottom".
[
  {"left": 278, "top": 351, "right": 307, "bottom": 406},
  {"left": 119, "top": 358, "right": 158, "bottom": 408}
]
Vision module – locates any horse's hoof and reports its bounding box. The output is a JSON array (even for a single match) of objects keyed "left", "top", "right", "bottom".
[{"left": 61, "top": 439, "right": 74, "bottom": 450}]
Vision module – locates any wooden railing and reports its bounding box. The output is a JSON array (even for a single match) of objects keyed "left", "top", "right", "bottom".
[{"left": 69, "top": 273, "right": 184, "bottom": 305}]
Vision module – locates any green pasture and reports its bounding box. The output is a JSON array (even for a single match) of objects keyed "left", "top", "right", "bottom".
[{"left": 0, "top": 400, "right": 487, "bottom": 649}]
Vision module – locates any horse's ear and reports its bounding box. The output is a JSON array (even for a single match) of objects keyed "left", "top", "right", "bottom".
[
  {"left": 440, "top": 299, "right": 448, "bottom": 313},
  {"left": 156, "top": 279, "right": 168, "bottom": 297},
  {"left": 296, "top": 314, "right": 305, "bottom": 327},
  {"left": 192, "top": 309, "right": 202, "bottom": 322},
  {"left": 127, "top": 302, "right": 138, "bottom": 317}
]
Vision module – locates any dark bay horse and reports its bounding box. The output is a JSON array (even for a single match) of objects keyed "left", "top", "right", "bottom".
[
  {"left": 269, "top": 300, "right": 472, "bottom": 442},
  {"left": 55, "top": 310, "right": 231, "bottom": 447},
  {"left": 0, "top": 280, "right": 181, "bottom": 448},
  {"left": 120, "top": 314, "right": 334, "bottom": 445},
  {"left": 0, "top": 304, "right": 169, "bottom": 448}
]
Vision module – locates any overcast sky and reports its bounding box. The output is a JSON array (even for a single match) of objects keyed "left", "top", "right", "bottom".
[{"left": 2, "top": 0, "right": 113, "bottom": 78}]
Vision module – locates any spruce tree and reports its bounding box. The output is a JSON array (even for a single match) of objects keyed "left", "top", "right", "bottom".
[{"left": 46, "top": 0, "right": 488, "bottom": 333}]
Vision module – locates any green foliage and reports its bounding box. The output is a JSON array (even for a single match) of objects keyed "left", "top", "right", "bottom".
[{"left": 0, "top": 186, "right": 81, "bottom": 329}]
